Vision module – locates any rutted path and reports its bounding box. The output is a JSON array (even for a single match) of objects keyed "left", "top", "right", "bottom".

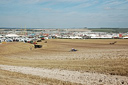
[{"left": 0, "top": 65, "right": 128, "bottom": 85}]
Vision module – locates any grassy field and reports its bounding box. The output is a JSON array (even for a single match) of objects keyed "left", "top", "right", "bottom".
[{"left": 0, "top": 39, "right": 128, "bottom": 84}]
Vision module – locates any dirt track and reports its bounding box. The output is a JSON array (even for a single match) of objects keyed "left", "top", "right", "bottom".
[
  {"left": 0, "top": 39, "right": 128, "bottom": 85},
  {"left": 0, "top": 65, "right": 128, "bottom": 85}
]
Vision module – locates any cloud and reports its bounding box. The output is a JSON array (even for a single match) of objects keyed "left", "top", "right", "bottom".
[
  {"left": 42, "top": 7, "right": 62, "bottom": 13},
  {"left": 0, "top": 0, "right": 128, "bottom": 28},
  {"left": 54, "top": 0, "right": 87, "bottom": 3},
  {"left": 0, "top": 0, "right": 48, "bottom": 5},
  {"left": 103, "top": 0, "right": 128, "bottom": 7},
  {"left": 42, "top": 8, "right": 53, "bottom": 11},
  {"left": 104, "top": 7, "right": 112, "bottom": 10},
  {"left": 0, "top": 0, "right": 88, "bottom": 6}
]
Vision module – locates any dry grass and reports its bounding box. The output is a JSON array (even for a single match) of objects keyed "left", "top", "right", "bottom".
[
  {"left": 0, "top": 39, "right": 128, "bottom": 84},
  {"left": 0, "top": 69, "right": 80, "bottom": 85}
]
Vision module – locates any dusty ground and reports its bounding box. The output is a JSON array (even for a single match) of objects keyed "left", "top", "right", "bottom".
[
  {"left": 0, "top": 65, "right": 128, "bottom": 85},
  {"left": 0, "top": 39, "right": 128, "bottom": 85}
]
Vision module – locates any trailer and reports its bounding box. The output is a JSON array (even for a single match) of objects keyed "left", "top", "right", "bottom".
[{"left": 34, "top": 44, "right": 42, "bottom": 48}]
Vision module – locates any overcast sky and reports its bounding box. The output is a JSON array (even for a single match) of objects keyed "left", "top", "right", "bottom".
[{"left": 0, "top": 0, "right": 128, "bottom": 28}]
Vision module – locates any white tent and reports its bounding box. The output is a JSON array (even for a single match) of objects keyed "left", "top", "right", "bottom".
[
  {"left": 5, "top": 34, "right": 19, "bottom": 37},
  {"left": 123, "top": 36, "right": 128, "bottom": 39},
  {"left": 0, "top": 35, "right": 3, "bottom": 38}
]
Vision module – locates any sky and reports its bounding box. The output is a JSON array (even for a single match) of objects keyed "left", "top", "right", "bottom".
[{"left": 0, "top": 0, "right": 128, "bottom": 28}]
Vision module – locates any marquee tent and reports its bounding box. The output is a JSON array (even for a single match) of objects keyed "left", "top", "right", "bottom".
[{"left": 5, "top": 34, "right": 19, "bottom": 37}]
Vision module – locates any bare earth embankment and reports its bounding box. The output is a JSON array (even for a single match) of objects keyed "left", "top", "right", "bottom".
[{"left": 0, "top": 39, "right": 128, "bottom": 85}]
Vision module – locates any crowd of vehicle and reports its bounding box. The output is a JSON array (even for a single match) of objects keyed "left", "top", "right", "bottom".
[{"left": 0, "top": 37, "right": 43, "bottom": 44}]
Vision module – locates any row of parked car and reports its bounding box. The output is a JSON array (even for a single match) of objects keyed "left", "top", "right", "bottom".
[{"left": 0, "top": 37, "right": 42, "bottom": 43}]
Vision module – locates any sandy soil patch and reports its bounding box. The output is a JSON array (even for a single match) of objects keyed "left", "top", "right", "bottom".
[{"left": 0, "top": 65, "right": 128, "bottom": 85}]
